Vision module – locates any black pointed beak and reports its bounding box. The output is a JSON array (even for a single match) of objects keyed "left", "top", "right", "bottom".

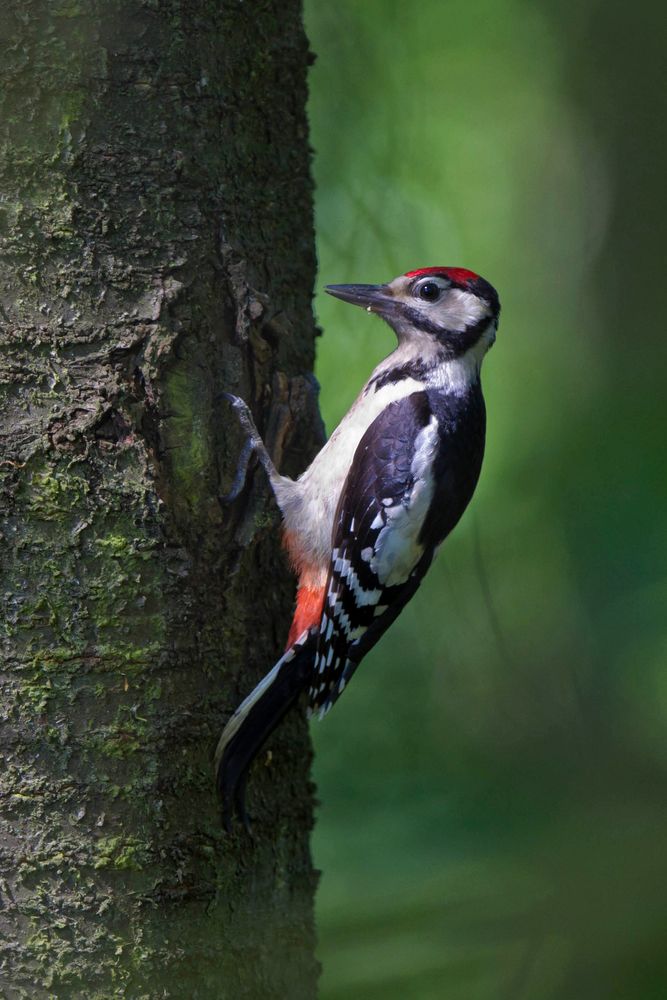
[{"left": 325, "top": 283, "right": 394, "bottom": 313}]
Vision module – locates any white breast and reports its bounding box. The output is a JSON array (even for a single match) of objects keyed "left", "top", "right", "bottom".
[{"left": 275, "top": 376, "right": 425, "bottom": 569}]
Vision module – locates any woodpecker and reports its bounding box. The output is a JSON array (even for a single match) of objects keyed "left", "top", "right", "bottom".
[{"left": 216, "top": 266, "right": 500, "bottom": 829}]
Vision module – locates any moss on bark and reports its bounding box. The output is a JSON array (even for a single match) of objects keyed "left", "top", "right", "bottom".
[{"left": 0, "top": 1, "right": 321, "bottom": 996}]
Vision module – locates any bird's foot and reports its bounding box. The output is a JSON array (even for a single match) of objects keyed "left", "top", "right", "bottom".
[
  {"left": 219, "top": 436, "right": 255, "bottom": 506},
  {"left": 218, "top": 391, "right": 279, "bottom": 507}
]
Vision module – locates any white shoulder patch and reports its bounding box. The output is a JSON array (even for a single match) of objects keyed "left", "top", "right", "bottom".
[{"left": 370, "top": 414, "right": 439, "bottom": 586}]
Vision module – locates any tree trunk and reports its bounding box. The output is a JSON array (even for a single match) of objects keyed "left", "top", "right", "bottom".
[{"left": 0, "top": 2, "right": 321, "bottom": 996}]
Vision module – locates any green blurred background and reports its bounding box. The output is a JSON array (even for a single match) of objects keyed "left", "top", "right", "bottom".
[{"left": 304, "top": 1, "right": 667, "bottom": 997}]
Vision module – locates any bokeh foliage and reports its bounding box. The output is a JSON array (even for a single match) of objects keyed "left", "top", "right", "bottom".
[{"left": 305, "top": 1, "right": 667, "bottom": 997}]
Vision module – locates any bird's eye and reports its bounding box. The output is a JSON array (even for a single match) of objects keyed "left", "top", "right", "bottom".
[{"left": 417, "top": 281, "right": 441, "bottom": 302}]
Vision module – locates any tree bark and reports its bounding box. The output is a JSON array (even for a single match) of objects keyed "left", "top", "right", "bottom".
[{"left": 0, "top": 1, "right": 321, "bottom": 997}]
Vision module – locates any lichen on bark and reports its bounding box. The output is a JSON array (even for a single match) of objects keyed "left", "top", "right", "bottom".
[{"left": 0, "top": 1, "right": 321, "bottom": 996}]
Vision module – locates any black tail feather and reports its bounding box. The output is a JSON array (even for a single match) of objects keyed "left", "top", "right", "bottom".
[{"left": 215, "top": 634, "right": 315, "bottom": 831}]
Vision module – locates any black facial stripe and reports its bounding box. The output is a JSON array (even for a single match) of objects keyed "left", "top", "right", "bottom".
[
  {"left": 399, "top": 306, "right": 493, "bottom": 358},
  {"left": 400, "top": 306, "right": 451, "bottom": 338}
]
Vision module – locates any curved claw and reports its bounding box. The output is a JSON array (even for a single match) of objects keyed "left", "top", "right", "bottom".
[
  {"left": 217, "top": 392, "right": 259, "bottom": 437},
  {"left": 217, "top": 390, "right": 281, "bottom": 502},
  {"left": 219, "top": 436, "right": 255, "bottom": 506}
]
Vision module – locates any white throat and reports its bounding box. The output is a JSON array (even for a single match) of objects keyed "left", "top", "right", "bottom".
[{"left": 427, "top": 324, "right": 494, "bottom": 395}]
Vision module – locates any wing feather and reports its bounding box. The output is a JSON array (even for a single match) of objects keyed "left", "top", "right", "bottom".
[{"left": 309, "top": 391, "right": 439, "bottom": 715}]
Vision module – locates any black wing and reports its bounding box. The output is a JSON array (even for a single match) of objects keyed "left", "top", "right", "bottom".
[
  {"left": 308, "top": 391, "right": 439, "bottom": 715},
  {"left": 308, "top": 384, "right": 486, "bottom": 717}
]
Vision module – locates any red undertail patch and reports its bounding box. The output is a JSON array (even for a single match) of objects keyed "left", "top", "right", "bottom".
[{"left": 287, "top": 584, "right": 326, "bottom": 649}]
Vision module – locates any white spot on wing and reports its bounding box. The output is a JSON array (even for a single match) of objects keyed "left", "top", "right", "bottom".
[
  {"left": 330, "top": 553, "right": 382, "bottom": 606},
  {"left": 330, "top": 599, "right": 365, "bottom": 641},
  {"left": 370, "top": 414, "right": 439, "bottom": 586},
  {"left": 283, "top": 375, "right": 427, "bottom": 569}
]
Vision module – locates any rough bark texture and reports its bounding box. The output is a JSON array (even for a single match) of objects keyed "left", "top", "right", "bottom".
[{"left": 0, "top": 2, "right": 322, "bottom": 997}]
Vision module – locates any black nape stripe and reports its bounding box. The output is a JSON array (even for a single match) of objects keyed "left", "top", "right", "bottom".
[
  {"left": 469, "top": 277, "right": 500, "bottom": 318},
  {"left": 366, "top": 359, "right": 431, "bottom": 393}
]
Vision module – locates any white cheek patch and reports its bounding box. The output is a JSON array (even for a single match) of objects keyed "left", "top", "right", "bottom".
[{"left": 413, "top": 288, "right": 487, "bottom": 333}]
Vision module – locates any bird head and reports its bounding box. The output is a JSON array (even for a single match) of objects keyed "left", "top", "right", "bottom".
[{"left": 325, "top": 266, "right": 500, "bottom": 360}]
